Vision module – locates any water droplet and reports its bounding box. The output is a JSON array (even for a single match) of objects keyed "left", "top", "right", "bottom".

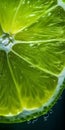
[
  {"left": 24, "top": 28, "right": 28, "bottom": 31},
  {"left": 35, "top": 20, "right": 39, "bottom": 23},
  {"left": 35, "top": 6, "right": 42, "bottom": 9},
  {"left": 43, "top": 114, "right": 49, "bottom": 121},
  {"left": 27, "top": 1, "right": 30, "bottom": 4},
  {"left": 22, "top": 0, "right": 25, "bottom": 5},
  {"left": 60, "top": 30, "right": 64, "bottom": 34},
  {"left": 59, "top": 96, "right": 62, "bottom": 100},
  {"left": 32, "top": 118, "right": 38, "bottom": 124},
  {"left": 27, "top": 120, "right": 31, "bottom": 124},
  {"left": 49, "top": 109, "right": 53, "bottom": 114},
  {"left": 53, "top": 79, "right": 56, "bottom": 83},
  {"left": 30, "top": 65, "right": 35, "bottom": 69},
  {"left": 30, "top": 5, "right": 32, "bottom": 7},
  {"left": 29, "top": 14, "right": 36, "bottom": 17},
  {"left": 48, "top": 12, "right": 51, "bottom": 16},
  {"left": 29, "top": 43, "right": 34, "bottom": 47}
]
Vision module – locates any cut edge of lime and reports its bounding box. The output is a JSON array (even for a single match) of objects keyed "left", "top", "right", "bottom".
[{"left": 0, "top": 68, "right": 65, "bottom": 123}]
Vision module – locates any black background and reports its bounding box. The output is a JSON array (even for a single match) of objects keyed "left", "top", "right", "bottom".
[{"left": 0, "top": 90, "right": 65, "bottom": 130}]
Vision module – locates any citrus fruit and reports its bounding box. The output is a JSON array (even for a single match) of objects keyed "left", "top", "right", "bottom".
[{"left": 0, "top": 0, "right": 65, "bottom": 123}]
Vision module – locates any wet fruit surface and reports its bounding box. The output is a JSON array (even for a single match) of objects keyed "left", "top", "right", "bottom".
[{"left": 0, "top": 0, "right": 65, "bottom": 123}]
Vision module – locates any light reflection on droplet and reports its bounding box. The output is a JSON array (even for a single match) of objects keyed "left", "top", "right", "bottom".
[
  {"left": 27, "top": 1, "right": 30, "bottom": 4},
  {"left": 48, "top": 12, "right": 51, "bottom": 16},
  {"left": 29, "top": 14, "right": 36, "bottom": 17},
  {"left": 49, "top": 109, "right": 53, "bottom": 114},
  {"left": 29, "top": 43, "right": 34, "bottom": 47},
  {"left": 30, "top": 65, "right": 35, "bottom": 69},
  {"left": 32, "top": 118, "right": 38, "bottom": 124},
  {"left": 43, "top": 113, "right": 49, "bottom": 121},
  {"left": 27, "top": 120, "right": 31, "bottom": 124}
]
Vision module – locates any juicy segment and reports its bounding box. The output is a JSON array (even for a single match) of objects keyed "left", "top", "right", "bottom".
[
  {"left": 15, "top": 6, "right": 65, "bottom": 42},
  {"left": 0, "top": 0, "right": 57, "bottom": 33},
  {"left": 0, "top": 50, "right": 58, "bottom": 115},
  {"left": 0, "top": 0, "right": 65, "bottom": 121},
  {"left": 0, "top": 51, "right": 23, "bottom": 115}
]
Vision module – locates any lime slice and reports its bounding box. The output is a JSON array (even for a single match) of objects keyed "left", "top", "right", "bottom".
[{"left": 0, "top": 0, "right": 65, "bottom": 123}]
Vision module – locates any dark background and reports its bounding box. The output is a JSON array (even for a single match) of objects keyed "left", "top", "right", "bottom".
[{"left": 0, "top": 90, "right": 65, "bottom": 130}]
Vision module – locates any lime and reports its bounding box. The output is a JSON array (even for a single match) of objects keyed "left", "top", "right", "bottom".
[{"left": 0, "top": 0, "right": 65, "bottom": 123}]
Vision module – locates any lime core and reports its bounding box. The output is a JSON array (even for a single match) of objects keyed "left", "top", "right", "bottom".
[{"left": 0, "top": 33, "right": 14, "bottom": 53}]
